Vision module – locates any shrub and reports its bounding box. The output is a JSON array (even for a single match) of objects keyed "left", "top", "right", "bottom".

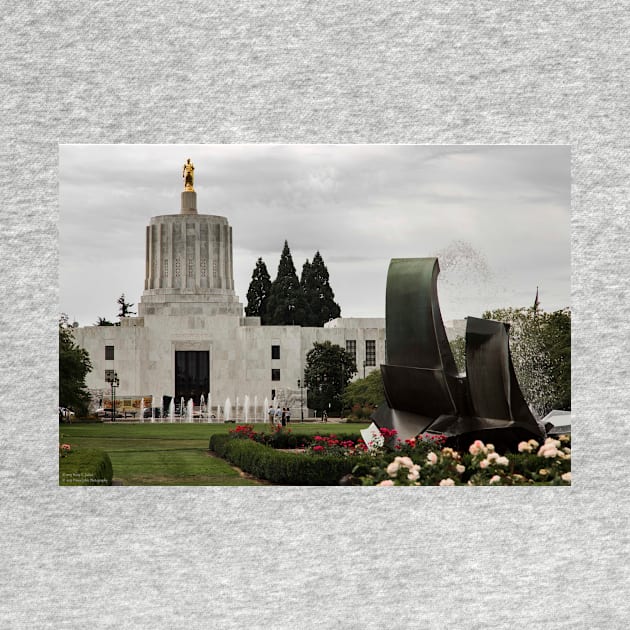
[
  {"left": 209, "top": 434, "right": 369, "bottom": 485},
  {"left": 59, "top": 447, "right": 113, "bottom": 486}
]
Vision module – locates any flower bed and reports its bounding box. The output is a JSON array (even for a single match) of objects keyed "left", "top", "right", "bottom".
[{"left": 209, "top": 426, "right": 571, "bottom": 486}]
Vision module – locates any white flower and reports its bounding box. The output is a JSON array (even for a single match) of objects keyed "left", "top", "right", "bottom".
[
  {"left": 386, "top": 462, "right": 400, "bottom": 477},
  {"left": 439, "top": 478, "right": 455, "bottom": 486},
  {"left": 469, "top": 440, "right": 486, "bottom": 456},
  {"left": 495, "top": 456, "right": 509, "bottom": 467},
  {"left": 378, "top": 479, "right": 394, "bottom": 486},
  {"left": 479, "top": 459, "right": 489, "bottom": 469},
  {"left": 426, "top": 452, "right": 438, "bottom": 465},
  {"left": 487, "top": 452, "right": 500, "bottom": 462},
  {"left": 538, "top": 445, "right": 559, "bottom": 458},
  {"left": 561, "top": 472, "right": 572, "bottom": 482},
  {"left": 456, "top": 464, "right": 466, "bottom": 474},
  {"left": 486, "top": 443, "right": 495, "bottom": 453},
  {"left": 407, "top": 470, "right": 420, "bottom": 481},
  {"left": 399, "top": 456, "right": 414, "bottom": 469},
  {"left": 489, "top": 475, "right": 501, "bottom": 484},
  {"left": 518, "top": 441, "right": 532, "bottom": 453}
]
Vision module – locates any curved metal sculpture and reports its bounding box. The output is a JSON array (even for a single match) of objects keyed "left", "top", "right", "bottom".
[{"left": 373, "top": 258, "right": 546, "bottom": 451}]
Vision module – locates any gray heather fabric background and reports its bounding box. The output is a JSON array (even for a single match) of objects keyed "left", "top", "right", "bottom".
[{"left": 1, "top": 2, "right": 628, "bottom": 628}]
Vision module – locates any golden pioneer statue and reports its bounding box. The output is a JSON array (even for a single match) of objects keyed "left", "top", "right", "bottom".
[{"left": 183, "top": 159, "right": 195, "bottom": 191}]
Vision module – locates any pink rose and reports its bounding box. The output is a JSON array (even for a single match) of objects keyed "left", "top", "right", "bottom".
[
  {"left": 378, "top": 479, "right": 394, "bottom": 486},
  {"left": 439, "top": 478, "right": 455, "bottom": 486},
  {"left": 426, "top": 452, "right": 438, "bottom": 465}
]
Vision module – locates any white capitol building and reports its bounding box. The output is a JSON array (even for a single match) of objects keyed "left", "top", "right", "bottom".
[{"left": 73, "top": 163, "right": 464, "bottom": 417}]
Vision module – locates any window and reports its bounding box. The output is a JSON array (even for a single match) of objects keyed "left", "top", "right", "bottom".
[
  {"left": 271, "top": 345, "right": 280, "bottom": 360},
  {"left": 200, "top": 259, "right": 207, "bottom": 277},
  {"left": 187, "top": 257, "right": 194, "bottom": 277},
  {"left": 163, "top": 259, "right": 168, "bottom": 277},
  {"left": 272, "top": 369, "right": 281, "bottom": 381},
  {"left": 105, "top": 345, "right": 114, "bottom": 360},
  {"left": 175, "top": 257, "right": 181, "bottom": 278},
  {"left": 346, "top": 340, "right": 356, "bottom": 363},
  {"left": 271, "top": 389, "right": 276, "bottom": 400},
  {"left": 365, "top": 340, "right": 376, "bottom": 366},
  {"left": 105, "top": 369, "right": 115, "bottom": 382}
]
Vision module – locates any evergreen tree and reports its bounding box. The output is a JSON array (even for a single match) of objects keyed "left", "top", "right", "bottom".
[
  {"left": 245, "top": 257, "right": 272, "bottom": 322},
  {"left": 117, "top": 293, "right": 136, "bottom": 319},
  {"left": 266, "top": 241, "right": 306, "bottom": 325},
  {"left": 299, "top": 259, "right": 315, "bottom": 325},
  {"left": 59, "top": 318, "right": 93, "bottom": 416},
  {"left": 95, "top": 316, "right": 115, "bottom": 326},
  {"left": 301, "top": 251, "right": 341, "bottom": 326}
]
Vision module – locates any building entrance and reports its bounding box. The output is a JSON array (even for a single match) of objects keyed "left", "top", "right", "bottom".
[{"left": 175, "top": 351, "right": 209, "bottom": 405}]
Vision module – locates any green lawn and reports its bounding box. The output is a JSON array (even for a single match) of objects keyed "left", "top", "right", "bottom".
[{"left": 60, "top": 421, "right": 362, "bottom": 486}]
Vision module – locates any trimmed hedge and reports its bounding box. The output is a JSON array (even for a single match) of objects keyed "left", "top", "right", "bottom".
[
  {"left": 59, "top": 448, "right": 113, "bottom": 486},
  {"left": 209, "top": 434, "right": 369, "bottom": 485}
]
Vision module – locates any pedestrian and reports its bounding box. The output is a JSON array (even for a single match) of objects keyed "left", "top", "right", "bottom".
[
  {"left": 281, "top": 407, "right": 287, "bottom": 427},
  {"left": 268, "top": 406, "right": 275, "bottom": 424},
  {"left": 322, "top": 410, "right": 328, "bottom": 423},
  {"left": 275, "top": 406, "right": 283, "bottom": 426},
  {"left": 285, "top": 407, "right": 291, "bottom": 423}
]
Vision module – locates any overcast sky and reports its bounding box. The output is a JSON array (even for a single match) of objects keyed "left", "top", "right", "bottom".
[{"left": 59, "top": 145, "right": 570, "bottom": 326}]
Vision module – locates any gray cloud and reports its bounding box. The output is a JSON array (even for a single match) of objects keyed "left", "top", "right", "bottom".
[{"left": 59, "top": 145, "right": 570, "bottom": 325}]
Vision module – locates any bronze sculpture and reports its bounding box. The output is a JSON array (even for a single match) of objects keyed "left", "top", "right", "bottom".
[{"left": 373, "top": 258, "right": 548, "bottom": 451}]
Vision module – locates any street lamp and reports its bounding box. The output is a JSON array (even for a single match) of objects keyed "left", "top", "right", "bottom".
[
  {"left": 297, "top": 378, "right": 304, "bottom": 422},
  {"left": 107, "top": 372, "right": 120, "bottom": 421}
]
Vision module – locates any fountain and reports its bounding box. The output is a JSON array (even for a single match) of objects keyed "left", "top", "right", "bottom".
[
  {"left": 151, "top": 395, "right": 155, "bottom": 423},
  {"left": 224, "top": 397, "right": 232, "bottom": 423},
  {"left": 254, "top": 395, "right": 258, "bottom": 423},
  {"left": 244, "top": 394, "right": 250, "bottom": 423},
  {"left": 180, "top": 397, "right": 185, "bottom": 423},
  {"left": 140, "top": 397, "right": 145, "bottom": 423},
  {"left": 200, "top": 394, "right": 205, "bottom": 421},
  {"left": 187, "top": 398, "right": 194, "bottom": 423},
  {"left": 169, "top": 399, "right": 175, "bottom": 423},
  {"left": 264, "top": 396, "right": 269, "bottom": 423}
]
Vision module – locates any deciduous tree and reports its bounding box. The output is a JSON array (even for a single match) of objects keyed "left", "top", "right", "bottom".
[
  {"left": 304, "top": 341, "right": 357, "bottom": 415},
  {"left": 59, "top": 317, "right": 92, "bottom": 416},
  {"left": 482, "top": 306, "right": 571, "bottom": 415}
]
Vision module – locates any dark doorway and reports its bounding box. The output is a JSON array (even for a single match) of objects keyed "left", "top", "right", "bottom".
[{"left": 175, "top": 351, "right": 209, "bottom": 405}]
